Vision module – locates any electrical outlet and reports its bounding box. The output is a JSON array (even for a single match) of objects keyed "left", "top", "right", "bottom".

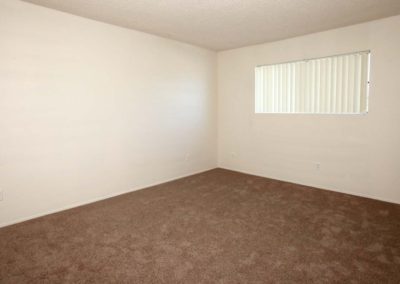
[
  {"left": 184, "top": 153, "right": 190, "bottom": 161},
  {"left": 314, "top": 162, "right": 321, "bottom": 171},
  {"left": 0, "top": 190, "right": 3, "bottom": 201}
]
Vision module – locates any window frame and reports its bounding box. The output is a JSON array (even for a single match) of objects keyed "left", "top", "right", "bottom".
[{"left": 254, "top": 50, "right": 371, "bottom": 115}]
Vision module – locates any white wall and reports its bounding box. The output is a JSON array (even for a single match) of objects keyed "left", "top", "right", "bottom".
[
  {"left": 1, "top": 1, "right": 399, "bottom": 228},
  {"left": 0, "top": 0, "right": 217, "bottom": 227},
  {"left": 218, "top": 16, "right": 400, "bottom": 204}
]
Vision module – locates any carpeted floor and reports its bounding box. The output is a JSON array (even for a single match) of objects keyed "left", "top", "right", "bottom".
[{"left": 1, "top": 169, "right": 399, "bottom": 283}]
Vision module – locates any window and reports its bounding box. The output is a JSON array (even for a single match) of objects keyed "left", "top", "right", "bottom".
[{"left": 255, "top": 51, "right": 370, "bottom": 114}]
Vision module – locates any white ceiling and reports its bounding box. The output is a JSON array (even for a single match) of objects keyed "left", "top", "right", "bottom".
[{"left": 22, "top": 0, "right": 400, "bottom": 51}]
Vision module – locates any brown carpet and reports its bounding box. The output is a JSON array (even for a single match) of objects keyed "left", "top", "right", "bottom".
[{"left": 1, "top": 169, "right": 399, "bottom": 283}]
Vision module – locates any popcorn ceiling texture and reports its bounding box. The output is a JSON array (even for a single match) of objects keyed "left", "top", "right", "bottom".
[
  {"left": 22, "top": 0, "right": 400, "bottom": 50},
  {"left": 1, "top": 169, "right": 400, "bottom": 283}
]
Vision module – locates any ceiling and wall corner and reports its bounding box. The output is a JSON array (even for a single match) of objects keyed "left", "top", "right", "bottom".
[{"left": 21, "top": 0, "right": 400, "bottom": 51}]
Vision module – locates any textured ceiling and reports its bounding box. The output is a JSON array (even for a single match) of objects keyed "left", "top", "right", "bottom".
[{"left": 22, "top": 0, "right": 400, "bottom": 50}]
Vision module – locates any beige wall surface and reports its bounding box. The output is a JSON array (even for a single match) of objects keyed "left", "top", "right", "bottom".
[
  {"left": 218, "top": 16, "right": 400, "bottom": 204},
  {"left": 0, "top": 0, "right": 217, "bottom": 226},
  {"left": 1, "top": 0, "right": 399, "bottom": 227}
]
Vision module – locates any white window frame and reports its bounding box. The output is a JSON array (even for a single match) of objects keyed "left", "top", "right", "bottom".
[{"left": 255, "top": 51, "right": 371, "bottom": 115}]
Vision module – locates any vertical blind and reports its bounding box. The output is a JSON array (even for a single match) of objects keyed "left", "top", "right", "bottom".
[{"left": 255, "top": 51, "right": 370, "bottom": 114}]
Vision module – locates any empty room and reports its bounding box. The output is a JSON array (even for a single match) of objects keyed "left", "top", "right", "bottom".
[{"left": 1, "top": 0, "right": 400, "bottom": 283}]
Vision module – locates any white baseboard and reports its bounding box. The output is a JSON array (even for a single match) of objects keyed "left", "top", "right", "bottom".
[
  {"left": 218, "top": 166, "right": 400, "bottom": 205},
  {"left": 2, "top": 166, "right": 397, "bottom": 229},
  {"left": 0, "top": 167, "right": 216, "bottom": 229}
]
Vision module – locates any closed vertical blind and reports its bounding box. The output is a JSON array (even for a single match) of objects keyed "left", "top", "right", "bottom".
[{"left": 255, "top": 51, "right": 370, "bottom": 114}]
